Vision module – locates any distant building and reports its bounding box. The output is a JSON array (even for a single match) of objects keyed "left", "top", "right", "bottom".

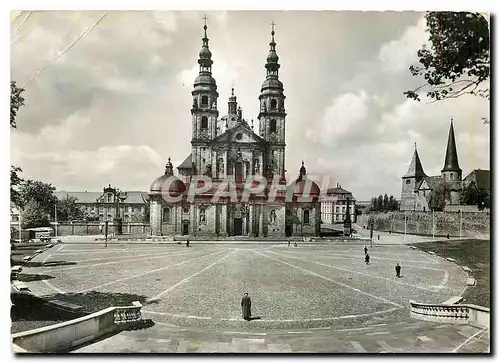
[
  {"left": 54, "top": 186, "right": 149, "bottom": 222},
  {"left": 401, "top": 120, "right": 490, "bottom": 212},
  {"left": 320, "top": 184, "right": 356, "bottom": 223}
]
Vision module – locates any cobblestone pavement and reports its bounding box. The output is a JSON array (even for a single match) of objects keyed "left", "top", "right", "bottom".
[{"left": 19, "top": 240, "right": 488, "bottom": 353}]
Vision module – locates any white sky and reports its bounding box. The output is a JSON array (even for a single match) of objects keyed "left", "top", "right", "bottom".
[{"left": 9, "top": 9, "right": 491, "bottom": 201}]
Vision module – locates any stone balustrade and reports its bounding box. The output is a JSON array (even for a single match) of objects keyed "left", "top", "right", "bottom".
[
  {"left": 114, "top": 305, "right": 142, "bottom": 324},
  {"left": 410, "top": 300, "right": 489, "bottom": 328},
  {"left": 12, "top": 302, "right": 143, "bottom": 353}
]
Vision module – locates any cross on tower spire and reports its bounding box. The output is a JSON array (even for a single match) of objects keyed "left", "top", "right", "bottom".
[{"left": 203, "top": 14, "right": 208, "bottom": 26}]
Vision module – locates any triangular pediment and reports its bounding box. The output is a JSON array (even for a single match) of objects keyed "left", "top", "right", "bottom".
[{"left": 211, "top": 123, "right": 266, "bottom": 145}]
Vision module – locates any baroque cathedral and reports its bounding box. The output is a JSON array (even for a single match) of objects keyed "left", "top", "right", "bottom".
[{"left": 149, "top": 22, "right": 321, "bottom": 237}]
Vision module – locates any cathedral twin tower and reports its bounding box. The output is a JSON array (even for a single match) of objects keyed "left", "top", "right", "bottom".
[
  {"left": 185, "top": 21, "right": 287, "bottom": 182},
  {"left": 149, "top": 20, "right": 322, "bottom": 237}
]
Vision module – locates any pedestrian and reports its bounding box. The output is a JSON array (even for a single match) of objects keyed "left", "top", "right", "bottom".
[
  {"left": 294, "top": 241, "right": 297, "bottom": 247},
  {"left": 446, "top": 234, "right": 450, "bottom": 239},
  {"left": 364, "top": 246, "right": 368, "bottom": 255},
  {"left": 288, "top": 239, "right": 290, "bottom": 247},
  {"left": 241, "top": 293, "right": 252, "bottom": 321},
  {"left": 365, "top": 253, "right": 370, "bottom": 265},
  {"left": 395, "top": 263, "right": 401, "bottom": 278},
  {"left": 186, "top": 238, "right": 190, "bottom": 247}
]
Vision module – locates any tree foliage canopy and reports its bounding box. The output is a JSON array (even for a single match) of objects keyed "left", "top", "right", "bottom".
[
  {"left": 57, "top": 195, "right": 84, "bottom": 221},
  {"left": 405, "top": 12, "right": 489, "bottom": 103},
  {"left": 10, "top": 81, "right": 25, "bottom": 129},
  {"left": 21, "top": 202, "right": 51, "bottom": 229},
  {"left": 19, "top": 180, "right": 57, "bottom": 215},
  {"left": 370, "top": 194, "right": 399, "bottom": 212}
]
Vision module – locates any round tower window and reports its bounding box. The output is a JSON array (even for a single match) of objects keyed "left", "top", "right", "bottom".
[
  {"left": 235, "top": 133, "right": 242, "bottom": 140},
  {"left": 183, "top": 207, "right": 189, "bottom": 214}
]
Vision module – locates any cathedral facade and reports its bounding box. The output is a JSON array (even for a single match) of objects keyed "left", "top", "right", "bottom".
[{"left": 149, "top": 23, "right": 321, "bottom": 238}]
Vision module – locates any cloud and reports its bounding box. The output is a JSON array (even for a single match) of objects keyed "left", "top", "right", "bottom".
[
  {"left": 309, "top": 91, "right": 369, "bottom": 145},
  {"left": 379, "top": 16, "right": 429, "bottom": 72}
]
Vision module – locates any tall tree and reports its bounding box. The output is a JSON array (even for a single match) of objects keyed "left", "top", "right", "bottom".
[
  {"left": 56, "top": 195, "right": 84, "bottom": 222},
  {"left": 404, "top": 12, "right": 489, "bottom": 103},
  {"left": 429, "top": 183, "right": 452, "bottom": 211},
  {"left": 21, "top": 202, "right": 51, "bottom": 229},
  {"left": 10, "top": 165, "right": 24, "bottom": 208},
  {"left": 383, "top": 193, "right": 389, "bottom": 212},
  {"left": 376, "top": 195, "right": 384, "bottom": 212},
  {"left": 11, "top": 81, "right": 25, "bottom": 207},
  {"left": 11, "top": 81, "right": 25, "bottom": 129},
  {"left": 19, "top": 180, "right": 57, "bottom": 216}
]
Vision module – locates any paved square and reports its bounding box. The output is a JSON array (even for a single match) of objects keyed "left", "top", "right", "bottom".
[{"left": 22, "top": 240, "right": 484, "bottom": 352}]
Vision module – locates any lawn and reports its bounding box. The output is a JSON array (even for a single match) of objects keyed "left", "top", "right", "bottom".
[{"left": 409, "top": 239, "right": 490, "bottom": 308}]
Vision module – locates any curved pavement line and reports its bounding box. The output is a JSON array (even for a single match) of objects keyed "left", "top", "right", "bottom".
[
  {"left": 142, "top": 306, "right": 401, "bottom": 323},
  {"left": 279, "top": 249, "right": 445, "bottom": 271},
  {"left": 76, "top": 250, "right": 227, "bottom": 293},
  {"left": 42, "top": 279, "right": 66, "bottom": 294},
  {"left": 264, "top": 249, "right": 448, "bottom": 293},
  {"left": 47, "top": 249, "right": 217, "bottom": 265},
  {"left": 305, "top": 250, "right": 443, "bottom": 268},
  {"left": 251, "top": 250, "right": 402, "bottom": 308},
  {"left": 147, "top": 250, "right": 237, "bottom": 302},
  {"left": 40, "top": 249, "right": 213, "bottom": 273}
]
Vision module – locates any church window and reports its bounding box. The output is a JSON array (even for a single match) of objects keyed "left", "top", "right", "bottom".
[
  {"left": 303, "top": 210, "right": 310, "bottom": 225},
  {"left": 201, "top": 116, "right": 208, "bottom": 129},
  {"left": 183, "top": 207, "right": 190, "bottom": 214},
  {"left": 235, "top": 133, "right": 242, "bottom": 140},
  {"left": 201, "top": 96, "right": 209, "bottom": 106},
  {"left": 270, "top": 119, "right": 277, "bottom": 133},
  {"left": 406, "top": 179, "right": 411, "bottom": 184},
  {"left": 163, "top": 208, "right": 171, "bottom": 224},
  {"left": 270, "top": 99, "right": 277, "bottom": 110}
]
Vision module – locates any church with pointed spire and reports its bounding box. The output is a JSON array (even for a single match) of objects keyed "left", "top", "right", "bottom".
[
  {"left": 148, "top": 21, "right": 321, "bottom": 237},
  {"left": 400, "top": 120, "right": 475, "bottom": 211}
]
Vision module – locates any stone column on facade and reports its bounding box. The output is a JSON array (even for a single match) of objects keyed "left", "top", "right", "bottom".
[
  {"left": 223, "top": 150, "right": 228, "bottom": 178},
  {"left": 248, "top": 204, "right": 254, "bottom": 236},
  {"left": 220, "top": 204, "right": 227, "bottom": 236},
  {"left": 190, "top": 203, "right": 196, "bottom": 235},
  {"left": 259, "top": 151, "right": 263, "bottom": 176},
  {"left": 258, "top": 205, "right": 264, "bottom": 237}
]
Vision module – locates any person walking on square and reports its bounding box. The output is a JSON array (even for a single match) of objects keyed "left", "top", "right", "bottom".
[
  {"left": 241, "top": 293, "right": 252, "bottom": 321},
  {"left": 365, "top": 253, "right": 370, "bottom": 265},
  {"left": 395, "top": 263, "right": 401, "bottom": 278},
  {"left": 364, "top": 246, "right": 368, "bottom": 255},
  {"left": 294, "top": 241, "right": 297, "bottom": 247},
  {"left": 288, "top": 239, "right": 291, "bottom": 247},
  {"left": 186, "top": 238, "right": 190, "bottom": 247}
]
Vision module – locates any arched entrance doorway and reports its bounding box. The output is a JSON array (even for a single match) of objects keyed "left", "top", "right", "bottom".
[{"left": 181, "top": 220, "right": 190, "bottom": 235}]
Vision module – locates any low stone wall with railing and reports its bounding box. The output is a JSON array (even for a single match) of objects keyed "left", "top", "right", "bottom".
[
  {"left": 12, "top": 302, "right": 143, "bottom": 353},
  {"left": 410, "top": 300, "right": 489, "bottom": 328}
]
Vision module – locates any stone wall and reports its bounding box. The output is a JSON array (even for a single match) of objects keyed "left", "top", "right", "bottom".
[
  {"left": 56, "top": 223, "right": 150, "bottom": 236},
  {"left": 357, "top": 210, "right": 490, "bottom": 237}
]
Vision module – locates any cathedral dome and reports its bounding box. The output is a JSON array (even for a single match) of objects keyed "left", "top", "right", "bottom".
[
  {"left": 150, "top": 158, "right": 186, "bottom": 198},
  {"left": 150, "top": 174, "right": 186, "bottom": 197},
  {"left": 287, "top": 161, "right": 320, "bottom": 199}
]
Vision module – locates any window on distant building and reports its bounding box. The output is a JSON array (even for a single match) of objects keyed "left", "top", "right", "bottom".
[
  {"left": 270, "top": 99, "right": 277, "bottom": 110},
  {"left": 201, "top": 96, "right": 208, "bottom": 106},
  {"left": 406, "top": 179, "right": 411, "bottom": 184}
]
